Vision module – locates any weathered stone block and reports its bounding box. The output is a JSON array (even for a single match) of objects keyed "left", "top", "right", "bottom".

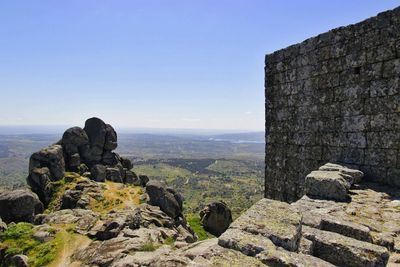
[
  {"left": 228, "top": 198, "right": 302, "bottom": 252},
  {"left": 303, "top": 226, "right": 389, "bottom": 267},
  {"left": 305, "top": 170, "right": 350, "bottom": 201}
]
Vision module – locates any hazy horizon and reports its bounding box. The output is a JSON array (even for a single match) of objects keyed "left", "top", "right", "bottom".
[
  {"left": 0, "top": 124, "right": 264, "bottom": 135},
  {"left": 1, "top": 1, "right": 399, "bottom": 130}
]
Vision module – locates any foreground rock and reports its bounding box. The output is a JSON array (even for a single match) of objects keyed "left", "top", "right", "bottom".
[
  {"left": 199, "top": 201, "right": 232, "bottom": 236},
  {"left": 146, "top": 180, "right": 183, "bottom": 219},
  {"left": 0, "top": 189, "right": 44, "bottom": 223}
]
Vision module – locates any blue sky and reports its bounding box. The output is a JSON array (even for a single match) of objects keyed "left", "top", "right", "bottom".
[{"left": 0, "top": 0, "right": 399, "bottom": 131}]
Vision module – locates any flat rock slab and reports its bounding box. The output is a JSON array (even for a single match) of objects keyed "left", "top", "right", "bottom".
[
  {"left": 320, "top": 216, "right": 372, "bottom": 242},
  {"left": 319, "top": 163, "right": 364, "bottom": 184},
  {"left": 228, "top": 198, "right": 302, "bottom": 251},
  {"left": 218, "top": 228, "right": 277, "bottom": 256},
  {"left": 218, "top": 228, "right": 334, "bottom": 266},
  {"left": 256, "top": 247, "right": 336, "bottom": 267},
  {"left": 305, "top": 170, "right": 351, "bottom": 201},
  {"left": 181, "top": 239, "right": 267, "bottom": 267},
  {"left": 303, "top": 225, "right": 389, "bottom": 267}
]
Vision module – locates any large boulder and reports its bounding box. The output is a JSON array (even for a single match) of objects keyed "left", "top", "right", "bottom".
[
  {"left": 91, "top": 164, "right": 106, "bottom": 182},
  {"left": 146, "top": 180, "right": 183, "bottom": 219},
  {"left": 29, "top": 144, "right": 65, "bottom": 181},
  {"left": 27, "top": 167, "right": 54, "bottom": 205},
  {"left": 104, "top": 124, "right": 118, "bottom": 151},
  {"left": 61, "top": 126, "right": 89, "bottom": 148},
  {"left": 61, "top": 127, "right": 89, "bottom": 170},
  {"left": 139, "top": 175, "right": 149, "bottom": 187},
  {"left": 124, "top": 170, "right": 140, "bottom": 185},
  {"left": 120, "top": 157, "right": 133, "bottom": 170},
  {"left": 200, "top": 201, "right": 232, "bottom": 237},
  {"left": 106, "top": 167, "right": 123, "bottom": 183},
  {"left": 82, "top": 117, "right": 108, "bottom": 163},
  {"left": 0, "top": 189, "right": 44, "bottom": 223}
]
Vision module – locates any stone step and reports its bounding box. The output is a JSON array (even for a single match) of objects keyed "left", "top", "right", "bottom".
[
  {"left": 227, "top": 198, "right": 302, "bottom": 251},
  {"left": 219, "top": 228, "right": 335, "bottom": 267},
  {"left": 320, "top": 216, "right": 372, "bottom": 242},
  {"left": 303, "top": 225, "right": 390, "bottom": 267}
]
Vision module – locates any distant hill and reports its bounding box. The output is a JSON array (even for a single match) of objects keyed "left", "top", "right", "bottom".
[{"left": 209, "top": 132, "right": 264, "bottom": 143}]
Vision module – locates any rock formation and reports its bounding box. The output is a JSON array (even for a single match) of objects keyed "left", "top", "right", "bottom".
[
  {"left": 0, "top": 118, "right": 202, "bottom": 266},
  {"left": 199, "top": 201, "right": 232, "bottom": 236},
  {"left": 26, "top": 117, "right": 139, "bottom": 206}
]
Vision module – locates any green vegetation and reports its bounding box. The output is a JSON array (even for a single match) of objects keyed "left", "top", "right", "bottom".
[
  {"left": 133, "top": 158, "right": 263, "bottom": 219},
  {"left": 0, "top": 222, "right": 60, "bottom": 267},
  {"left": 164, "top": 236, "right": 175, "bottom": 246},
  {"left": 186, "top": 214, "right": 215, "bottom": 241},
  {"left": 89, "top": 181, "right": 142, "bottom": 214},
  {"left": 139, "top": 242, "right": 158, "bottom": 252}
]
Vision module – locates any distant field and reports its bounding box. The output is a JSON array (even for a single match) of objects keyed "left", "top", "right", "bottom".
[{"left": 132, "top": 157, "right": 264, "bottom": 219}]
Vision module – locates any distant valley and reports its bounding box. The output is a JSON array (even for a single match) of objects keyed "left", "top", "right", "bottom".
[{"left": 0, "top": 131, "right": 264, "bottom": 218}]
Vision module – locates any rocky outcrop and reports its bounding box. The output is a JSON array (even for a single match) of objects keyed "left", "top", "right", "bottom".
[
  {"left": 146, "top": 180, "right": 183, "bottom": 219},
  {"left": 26, "top": 117, "right": 141, "bottom": 206},
  {"left": 73, "top": 203, "right": 197, "bottom": 266},
  {"left": 0, "top": 189, "right": 44, "bottom": 223},
  {"left": 199, "top": 201, "right": 232, "bottom": 236},
  {"left": 305, "top": 163, "right": 364, "bottom": 201}
]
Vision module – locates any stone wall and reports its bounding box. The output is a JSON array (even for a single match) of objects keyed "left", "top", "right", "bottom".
[{"left": 265, "top": 7, "right": 400, "bottom": 202}]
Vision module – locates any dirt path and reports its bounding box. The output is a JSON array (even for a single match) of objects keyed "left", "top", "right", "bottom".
[{"left": 48, "top": 230, "right": 91, "bottom": 267}]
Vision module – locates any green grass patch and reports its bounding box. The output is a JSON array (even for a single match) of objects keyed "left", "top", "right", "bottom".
[
  {"left": 0, "top": 222, "right": 61, "bottom": 267},
  {"left": 164, "top": 236, "right": 175, "bottom": 246},
  {"left": 186, "top": 214, "right": 215, "bottom": 241},
  {"left": 139, "top": 242, "right": 158, "bottom": 252}
]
